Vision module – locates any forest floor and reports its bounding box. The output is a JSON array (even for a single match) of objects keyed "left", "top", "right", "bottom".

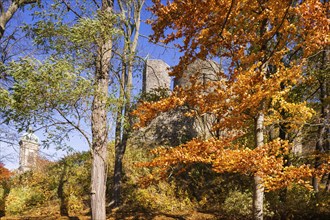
[{"left": 0, "top": 210, "right": 224, "bottom": 220}]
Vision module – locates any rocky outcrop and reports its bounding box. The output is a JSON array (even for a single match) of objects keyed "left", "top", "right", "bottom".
[
  {"left": 129, "top": 107, "right": 198, "bottom": 148},
  {"left": 174, "top": 59, "right": 222, "bottom": 88},
  {"left": 130, "top": 59, "right": 222, "bottom": 148}
]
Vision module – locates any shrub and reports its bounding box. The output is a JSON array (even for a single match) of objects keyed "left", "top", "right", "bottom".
[
  {"left": 128, "top": 181, "right": 194, "bottom": 212},
  {"left": 266, "top": 185, "right": 330, "bottom": 219},
  {"left": 222, "top": 190, "right": 274, "bottom": 219},
  {"left": 5, "top": 187, "right": 44, "bottom": 215},
  {"left": 222, "top": 190, "right": 253, "bottom": 217},
  {"left": 67, "top": 194, "right": 85, "bottom": 215}
]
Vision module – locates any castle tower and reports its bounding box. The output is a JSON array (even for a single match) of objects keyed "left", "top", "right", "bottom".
[
  {"left": 19, "top": 127, "right": 40, "bottom": 172},
  {"left": 142, "top": 59, "right": 171, "bottom": 93},
  {"left": 173, "top": 59, "right": 223, "bottom": 139},
  {"left": 174, "top": 59, "right": 222, "bottom": 88}
]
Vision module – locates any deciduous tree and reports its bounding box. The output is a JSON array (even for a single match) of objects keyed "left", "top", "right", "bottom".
[
  {"left": 134, "top": 1, "right": 329, "bottom": 219},
  {"left": 113, "top": 0, "right": 145, "bottom": 207},
  {"left": 4, "top": 0, "right": 117, "bottom": 218},
  {"left": 0, "top": 162, "right": 10, "bottom": 182}
]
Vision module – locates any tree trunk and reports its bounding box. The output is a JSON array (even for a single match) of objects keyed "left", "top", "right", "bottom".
[
  {"left": 279, "top": 107, "right": 290, "bottom": 220},
  {"left": 113, "top": 57, "right": 126, "bottom": 207},
  {"left": 253, "top": 111, "right": 264, "bottom": 220},
  {"left": 312, "top": 50, "right": 328, "bottom": 192},
  {"left": 113, "top": 0, "right": 143, "bottom": 207},
  {"left": 91, "top": 48, "right": 110, "bottom": 219},
  {"left": 113, "top": 59, "right": 133, "bottom": 207},
  {"left": 325, "top": 174, "right": 330, "bottom": 192},
  {"left": 90, "top": 1, "right": 113, "bottom": 219},
  {"left": 58, "top": 164, "right": 68, "bottom": 216}
]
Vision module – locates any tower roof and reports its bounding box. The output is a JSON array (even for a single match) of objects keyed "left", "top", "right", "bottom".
[{"left": 20, "top": 127, "right": 39, "bottom": 143}]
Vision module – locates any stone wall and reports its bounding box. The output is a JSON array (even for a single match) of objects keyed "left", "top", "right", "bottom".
[
  {"left": 174, "top": 59, "right": 222, "bottom": 88},
  {"left": 142, "top": 59, "right": 171, "bottom": 93}
]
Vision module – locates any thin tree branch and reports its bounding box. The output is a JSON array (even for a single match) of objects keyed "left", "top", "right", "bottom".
[
  {"left": 60, "top": 0, "right": 82, "bottom": 19},
  {"left": 92, "top": 0, "right": 100, "bottom": 8},
  {"left": 139, "top": 34, "right": 176, "bottom": 49},
  {"left": 219, "top": 0, "right": 235, "bottom": 39},
  {"left": 54, "top": 107, "right": 92, "bottom": 148}
]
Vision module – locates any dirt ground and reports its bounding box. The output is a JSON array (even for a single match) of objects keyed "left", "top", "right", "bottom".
[{"left": 0, "top": 210, "right": 222, "bottom": 220}]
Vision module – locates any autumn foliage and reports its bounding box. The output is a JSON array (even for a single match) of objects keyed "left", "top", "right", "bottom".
[
  {"left": 0, "top": 163, "right": 11, "bottom": 182},
  {"left": 134, "top": 0, "right": 329, "bottom": 191}
]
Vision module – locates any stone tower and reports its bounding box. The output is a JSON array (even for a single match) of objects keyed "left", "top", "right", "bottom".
[
  {"left": 142, "top": 59, "right": 171, "bottom": 93},
  {"left": 19, "top": 127, "right": 40, "bottom": 172},
  {"left": 174, "top": 59, "right": 222, "bottom": 88}
]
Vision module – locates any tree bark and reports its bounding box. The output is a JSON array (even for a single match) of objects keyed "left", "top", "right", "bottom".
[
  {"left": 91, "top": 43, "right": 111, "bottom": 220},
  {"left": 113, "top": 55, "right": 126, "bottom": 207},
  {"left": 253, "top": 111, "right": 265, "bottom": 220},
  {"left": 312, "top": 50, "right": 328, "bottom": 192},
  {"left": 90, "top": 1, "right": 113, "bottom": 219}
]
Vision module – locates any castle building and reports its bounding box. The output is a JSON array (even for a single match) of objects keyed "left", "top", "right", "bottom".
[{"left": 19, "top": 127, "right": 40, "bottom": 173}]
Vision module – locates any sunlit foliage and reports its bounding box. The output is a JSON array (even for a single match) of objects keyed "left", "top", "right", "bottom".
[{"left": 134, "top": 0, "right": 329, "bottom": 190}]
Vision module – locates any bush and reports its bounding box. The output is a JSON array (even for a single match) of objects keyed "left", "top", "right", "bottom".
[
  {"left": 67, "top": 194, "right": 85, "bottom": 215},
  {"left": 5, "top": 187, "right": 44, "bottom": 215},
  {"left": 5, "top": 152, "right": 91, "bottom": 217},
  {"left": 222, "top": 189, "right": 274, "bottom": 219},
  {"left": 127, "top": 181, "right": 194, "bottom": 212},
  {"left": 0, "top": 186, "right": 5, "bottom": 216},
  {"left": 266, "top": 185, "right": 330, "bottom": 219},
  {"left": 222, "top": 190, "right": 253, "bottom": 217}
]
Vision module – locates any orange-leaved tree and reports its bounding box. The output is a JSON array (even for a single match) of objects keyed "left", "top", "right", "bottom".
[
  {"left": 0, "top": 162, "right": 11, "bottom": 182},
  {"left": 134, "top": 0, "right": 329, "bottom": 219},
  {"left": 0, "top": 162, "right": 11, "bottom": 216}
]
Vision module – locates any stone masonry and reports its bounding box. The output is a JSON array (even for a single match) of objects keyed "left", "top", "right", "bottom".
[
  {"left": 19, "top": 128, "right": 40, "bottom": 173},
  {"left": 142, "top": 59, "right": 171, "bottom": 93},
  {"left": 174, "top": 59, "right": 222, "bottom": 88}
]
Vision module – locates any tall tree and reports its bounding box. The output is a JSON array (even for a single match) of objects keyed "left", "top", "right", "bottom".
[
  {"left": 4, "top": 0, "right": 146, "bottom": 217},
  {"left": 134, "top": 1, "right": 329, "bottom": 219},
  {"left": 113, "top": 0, "right": 144, "bottom": 207},
  {"left": 3, "top": 0, "right": 118, "bottom": 218},
  {"left": 90, "top": 0, "right": 113, "bottom": 218},
  {"left": 309, "top": 48, "right": 329, "bottom": 192}
]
